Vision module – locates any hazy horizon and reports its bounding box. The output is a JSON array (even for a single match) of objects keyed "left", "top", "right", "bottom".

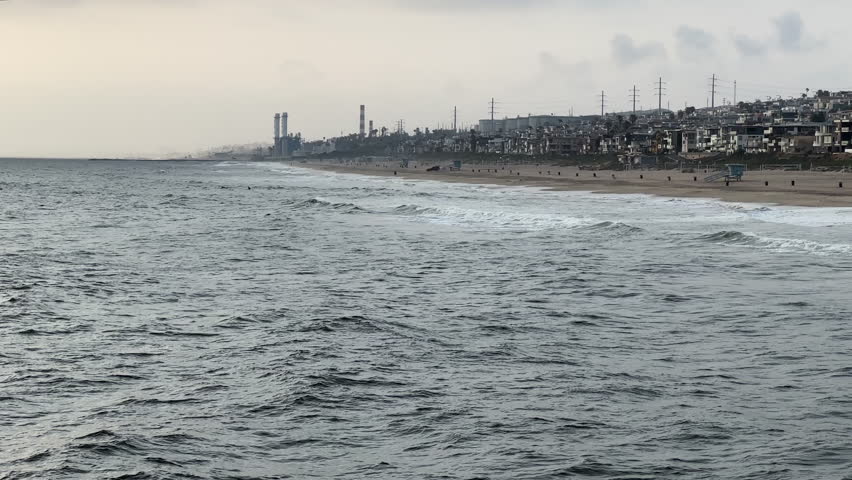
[{"left": 2, "top": 0, "right": 851, "bottom": 157}]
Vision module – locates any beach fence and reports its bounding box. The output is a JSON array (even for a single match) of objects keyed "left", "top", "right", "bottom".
[{"left": 760, "top": 164, "right": 802, "bottom": 171}]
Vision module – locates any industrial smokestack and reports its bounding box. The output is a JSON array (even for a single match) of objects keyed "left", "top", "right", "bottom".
[
  {"left": 281, "top": 113, "right": 289, "bottom": 156},
  {"left": 368, "top": 120, "right": 374, "bottom": 138},
  {"left": 274, "top": 113, "right": 281, "bottom": 144},
  {"left": 359, "top": 105, "right": 365, "bottom": 138}
]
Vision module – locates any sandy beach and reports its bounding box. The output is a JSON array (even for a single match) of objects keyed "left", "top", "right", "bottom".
[{"left": 295, "top": 158, "right": 852, "bottom": 208}]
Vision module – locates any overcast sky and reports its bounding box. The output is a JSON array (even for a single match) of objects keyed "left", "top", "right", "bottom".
[{"left": 2, "top": 0, "right": 851, "bottom": 157}]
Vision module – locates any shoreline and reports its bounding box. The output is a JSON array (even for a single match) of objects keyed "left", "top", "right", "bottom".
[{"left": 293, "top": 159, "right": 852, "bottom": 208}]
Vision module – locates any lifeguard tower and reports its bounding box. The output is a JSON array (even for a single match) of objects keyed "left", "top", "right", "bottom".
[{"left": 704, "top": 164, "right": 746, "bottom": 182}]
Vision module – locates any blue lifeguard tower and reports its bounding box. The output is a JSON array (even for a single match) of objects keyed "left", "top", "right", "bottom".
[
  {"left": 726, "top": 164, "right": 746, "bottom": 180},
  {"left": 704, "top": 164, "right": 746, "bottom": 182}
]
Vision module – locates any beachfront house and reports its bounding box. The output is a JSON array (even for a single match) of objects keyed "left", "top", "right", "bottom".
[
  {"left": 814, "top": 124, "right": 836, "bottom": 152},
  {"left": 724, "top": 125, "right": 765, "bottom": 154},
  {"left": 835, "top": 116, "right": 852, "bottom": 153},
  {"left": 813, "top": 116, "right": 852, "bottom": 153},
  {"left": 680, "top": 129, "right": 699, "bottom": 153}
]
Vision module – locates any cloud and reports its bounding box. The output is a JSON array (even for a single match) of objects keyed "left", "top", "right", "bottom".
[
  {"left": 0, "top": 0, "right": 198, "bottom": 13},
  {"left": 675, "top": 25, "right": 715, "bottom": 61},
  {"left": 773, "top": 11, "right": 804, "bottom": 51},
  {"left": 733, "top": 34, "right": 768, "bottom": 57},
  {"left": 731, "top": 10, "right": 817, "bottom": 58},
  {"left": 390, "top": 0, "right": 553, "bottom": 10},
  {"left": 389, "top": 0, "right": 632, "bottom": 11},
  {"left": 1, "top": 0, "right": 83, "bottom": 8},
  {"left": 537, "top": 51, "right": 593, "bottom": 76},
  {"left": 772, "top": 11, "right": 820, "bottom": 52},
  {"left": 610, "top": 34, "right": 666, "bottom": 66}
]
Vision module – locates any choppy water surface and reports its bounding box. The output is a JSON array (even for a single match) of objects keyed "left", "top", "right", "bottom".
[{"left": 2, "top": 159, "right": 852, "bottom": 479}]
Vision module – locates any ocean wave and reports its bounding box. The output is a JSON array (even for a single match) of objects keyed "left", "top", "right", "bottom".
[
  {"left": 391, "top": 203, "right": 590, "bottom": 230},
  {"left": 743, "top": 205, "right": 852, "bottom": 227},
  {"left": 392, "top": 204, "right": 440, "bottom": 215},
  {"left": 582, "top": 220, "right": 645, "bottom": 234},
  {"left": 6, "top": 159, "right": 852, "bottom": 480},
  {"left": 286, "top": 198, "right": 366, "bottom": 213},
  {"left": 297, "top": 315, "right": 421, "bottom": 335},
  {"left": 305, "top": 373, "right": 408, "bottom": 389},
  {"left": 391, "top": 204, "right": 647, "bottom": 234},
  {"left": 698, "top": 230, "right": 852, "bottom": 255}
]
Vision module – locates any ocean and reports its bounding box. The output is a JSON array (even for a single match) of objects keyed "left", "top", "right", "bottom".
[{"left": 2, "top": 158, "right": 852, "bottom": 479}]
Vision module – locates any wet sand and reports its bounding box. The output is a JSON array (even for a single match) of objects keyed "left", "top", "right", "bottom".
[{"left": 296, "top": 158, "right": 852, "bottom": 208}]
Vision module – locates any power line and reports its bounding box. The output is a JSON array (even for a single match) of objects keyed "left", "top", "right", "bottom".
[
  {"left": 709, "top": 73, "right": 717, "bottom": 109},
  {"left": 655, "top": 77, "right": 667, "bottom": 116},
  {"left": 728, "top": 80, "right": 807, "bottom": 92},
  {"left": 489, "top": 97, "right": 497, "bottom": 134},
  {"left": 630, "top": 85, "right": 640, "bottom": 114}
]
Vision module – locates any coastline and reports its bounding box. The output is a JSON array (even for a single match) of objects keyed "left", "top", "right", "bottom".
[{"left": 293, "top": 159, "right": 852, "bottom": 208}]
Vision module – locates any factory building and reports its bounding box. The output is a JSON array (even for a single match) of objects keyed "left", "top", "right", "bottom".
[
  {"left": 273, "top": 113, "right": 280, "bottom": 147},
  {"left": 281, "top": 112, "right": 288, "bottom": 156},
  {"left": 272, "top": 112, "right": 290, "bottom": 157}
]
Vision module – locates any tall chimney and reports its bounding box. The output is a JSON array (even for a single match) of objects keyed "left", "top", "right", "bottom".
[
  {"left": 274, "top": 113, "right": 280, "bottom": 145},
  {"left": 359, "top": 105, "right": 366, "bottom": 138},
  {"left": 369, "top": 120, "right": 374, "bottom": 138},
  {"left": 281, "top": 112, "right": 289, "bottom": 156}
]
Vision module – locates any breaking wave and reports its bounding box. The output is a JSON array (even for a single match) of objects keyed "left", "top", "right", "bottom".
[
  {"left": 698, "top": 230, "right": 852, "bottom": 255},
  {"left": 391, "top": 204, "right": 589, "bottom": 230},
  {"left": 582, "top": 221, "right": 645, "bottom": 235},
  {"left": 286, "top": 198, "right": 366, "bottom": 213},
  {"left": 391, "top": 205, "right": 646, "bottom": 235},
  {"left": 5, "top": 158, "right": 852, "bottom": 480}
]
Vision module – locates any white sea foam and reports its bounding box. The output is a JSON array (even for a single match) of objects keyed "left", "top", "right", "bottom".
[
  {"left": 393, "top": 203, "right": 592, "bottom": 231},
  {"left": 701, "top": 230, "right": 852, "bottom": 256},
  {"left": 745, "top": 206, "right": 852, "bottom": 227},
  {"left": 254, "top": 164, "right": 852, "bottom": 255}
]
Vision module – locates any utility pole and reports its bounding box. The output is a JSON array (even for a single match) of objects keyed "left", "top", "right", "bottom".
[
  {"left": 734, "top": 80, "right": 737, "bottom": 106},
  {"left": 630, "top": 85, "right": 639, "bottom": 114},
  {"left": 710, "top": 73, "right": 717, "bottom": 109},
  {"left": 453, "top": 106, "right": 457, "bottom": 133},
  {"left": 599, "top": 90, "right": 607, "bottom": 117},
  {"left": 655, "top": 77, "right": 667, "bottom": 117},
  {"left": 490, "top": 97, "right": 496, "bottom": 135}
]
